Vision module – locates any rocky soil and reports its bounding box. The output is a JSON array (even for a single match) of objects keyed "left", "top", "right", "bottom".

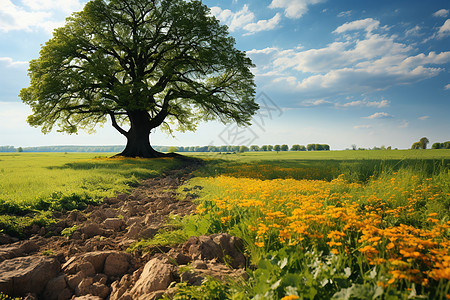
[{"left": 0, "top": 162, "right": 248, "bottom": 299}]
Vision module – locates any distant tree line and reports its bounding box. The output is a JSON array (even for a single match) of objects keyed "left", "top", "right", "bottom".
[
  {"left": 410, "top": 138, "right": 450, "bottom": 150},
  {"left": 350, "top": 145, "right": 394, "bottom": 150},
  {"left": 167, "top": 144, "right": 330, "bottom": 153},
  {"left": 0, "top": 146, "right": 17, "bottom": 152},
  {"left": 0, "top": 145, "right": 126, "bottom": 153},
  {"left": 0, "top": 144, "right": 331, "bottom": 153},
  {"left": 432, "top": 141, "right": 450, "bottom": 149}
]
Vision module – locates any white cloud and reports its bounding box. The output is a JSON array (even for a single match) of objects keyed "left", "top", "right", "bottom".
[
  {"left": 300, "top": 99, "right": 332, "bottom": 107},
  {"left": 445, "top": 84, "right": 450, "bottom": 90},
  {"left": 366, "top": 99, "right": 389, "bottom": 108},
  {"left": 0, "top": 0, "right": 84, "bottom": 33},
  {"left": 433, "top": 9, "right": 449, "bottom": 18},
  {"left": 244, "top": 13, "right": 281, "bottom": 34},
  {"left": 247, "top": 47, "right": 280, "bottom": 55},
  {"left": 405, "top": 25, "right": 422, "bottom": 37},
  {"left": 249, "top": 18, "right": 450, "bottom": 98},
  {"left": 334, "top": 18, "right": 380, "bottom": 34},
  {"left": 22, "top": 0, "right": 83, "bottom": 14},
  {"left": 269, "top": 0, "right": 326, "bottom": 19},
  {"left": 418, "top": 116, "right": 430, "bottom": 121},
  {"left": 337, "top": 10, "right": 352, "bottom": 18},
  {"left": 0, "top": 0, "right": 51, "bottom": 32},
  {"left": 339, "top": 99, "right": 389, "bottom": 108},
  {"left": 363, "top": 112, "right": 393, "bottom": 119},
  {"left": 211, "top": 6, "right": 281, "bottom": 34},
  {"left": 210, "top": 5, "right": 255, "bottom": 32},
  {"left": 354, "top": 125, "right": 372, "bottom": 129},
  {"left": 0, "top": 57, "right": 28, "bottom": 68},
  {"left": 437, "top": 19, "right": 450, "bottom": 38}
]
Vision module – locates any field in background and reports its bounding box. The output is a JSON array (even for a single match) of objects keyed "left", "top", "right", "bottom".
[
  {"left": 191, "top": 149, "right": 450, "bottom": 161},
  {"left": 192, "top": 149, "right": 450, "bottom": 182}
]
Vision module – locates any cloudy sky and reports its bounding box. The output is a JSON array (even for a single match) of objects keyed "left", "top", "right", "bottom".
[{"left": 0, "top": 0, "right": 449, "bottom": 149}]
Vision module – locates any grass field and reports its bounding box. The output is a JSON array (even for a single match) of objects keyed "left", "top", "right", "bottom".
[
  {"left": 0, "top": 152, "right": 182, "bottom": 236},
  {"left": 172, "top": 150, "right": 450, "bottom": 299},
  {"left": 1, "top": 150, "right": 449, "bottom": 299},
  {"left": 192, "top": 149, "right": 450, "bottom": 182}
]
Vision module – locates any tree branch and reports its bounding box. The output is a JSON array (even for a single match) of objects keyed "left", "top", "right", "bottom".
[{"left": 109, "top": 112, "right": 128, "bottom": 137}]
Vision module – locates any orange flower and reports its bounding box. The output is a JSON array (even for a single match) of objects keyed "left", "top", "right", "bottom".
[{"left": 254, "top": 241, "right": 265, "bottom": 248}]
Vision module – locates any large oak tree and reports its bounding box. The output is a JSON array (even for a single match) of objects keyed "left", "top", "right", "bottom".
[{"left": 20, "top": 0, "right": 258, "bottom": 157}]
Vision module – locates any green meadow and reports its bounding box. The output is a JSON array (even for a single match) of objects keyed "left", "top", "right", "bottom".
[
  {"left": 0, "top": 153, "right": 182, "bottom": 236},
  {"left": 192, "top": 149, "right": 450, "bottom": 182},
  {"left": 169, "top": 150, "right": 450, "bottom": 299},
  {"left": 1, "top": 150, "right": 449, "bottom": 299}
]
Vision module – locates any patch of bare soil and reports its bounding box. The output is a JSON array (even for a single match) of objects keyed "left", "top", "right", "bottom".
[{"left": 0, "top": 159, "right": 248, "bottom": 299}]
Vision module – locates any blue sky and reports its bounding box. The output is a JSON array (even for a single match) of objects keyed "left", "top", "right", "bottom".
[{"left": 0, "top": 0, "right": 449, "bottom": 149}]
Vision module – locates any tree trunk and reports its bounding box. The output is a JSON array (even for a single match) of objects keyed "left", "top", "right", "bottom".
[{"left": 119, "top": 111, "right": 164, "bottom": 158}]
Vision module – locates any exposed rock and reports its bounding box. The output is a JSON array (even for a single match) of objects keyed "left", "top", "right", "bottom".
[
  {"left": 92, "top": 282, "right": 110, "bottom": 298},
  {"left": 126, "top": 216, "right": 144, "bottom": 227},
  {"left": 129, "top": 256, "right": 175, "bottom": 298},
  {"left": 102, "top": 218, "right": 125, "bottom": 231},
  {"left": 110, "top": 274, "right": 133, "bottom": 300},
  {"left": 0, "top": 256, "right": 60, "bottom": 296},
  {"left": 67, "top": 272, "right": 85, "bottom": 290},
  {"left": 43, "top": 274, "right": 68, "bottom": 300},
  {"left": 180, "top": 260, "right": 248, "bottom": 286},
  {"left": 0, "top": 241, "right": 39, "bottom": 261},
  {"left": 82, "top": 262, "right": 97, "bottom": 276},
  {"left": 75, "top": 274, "right": 110, "bottom": 298},
  {"left": 212, "top": 233, "right": 246, "bottom": 268},
  {"left": 139, "top": 226, "right": 159, "bottom": 239},
  {"left": 186, "top": 236, "right": 220, "bottom": 261},
  {"left": 184, "top": 233, "right": 246, "bottom": 268},
  {"left": 81, "top": 223, "right": 103, "bottom": 239},
  {"left": 139, "top": 290, "right": 167, "bottom": 300},
  {"left": 72, "top": 295, "right": 103, "bottom": 300},
  {"left": 125, "top": 223, "right": 142, "bottom": 239},
  {"left": 121, "top": 202, "right": 138, "bottom": 217},
  {"left": 63, "top": 251, "right": 130, "bottom": 275},
  {"left": 167, "top": 249, "right": 191, "bottom": 265},
  {"left": 76, "top": 279, "right": 109, "bottom": 299},
  {"left": 90, "top": 209, "right": 117, "bottom": 223},
  {"left": 93, "top": 273, "right": 108, "bottom": 285},
  {"left": 78, "top": 251, "right": 109, "bottom": 273},
  {"left": 62, "top": 257, "right": 95, "bottom": 276},
  {"left": 76, "top": 277, "right": 93, "bottom": 296},
  {"left": 104, "top": 252, "right": 130, "bottom": 277},
  {"left": 57, "top": 289, "right": 73, "bottom": 300}
]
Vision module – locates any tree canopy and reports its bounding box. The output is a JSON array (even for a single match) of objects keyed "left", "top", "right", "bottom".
[{"left": 20, "top": 0, "right": 258, "bottom": 157}]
